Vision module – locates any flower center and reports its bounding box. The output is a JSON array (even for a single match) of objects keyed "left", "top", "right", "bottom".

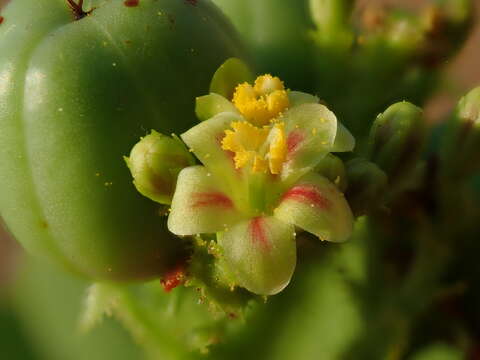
[
  {"left": 221, "top": 121, "right": 287, "bottom": 175},
  {"left": 232, "top": 75, "right": 290, "bottom": 126}
]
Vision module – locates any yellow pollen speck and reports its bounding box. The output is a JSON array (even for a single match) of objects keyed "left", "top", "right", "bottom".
[
  {"left": 312, "top": 128, "right": 317, "bottom": 135},
  {"left": 232, "top": 75, "right": 290, "bottom": 126},
  {"left": 221, "top": 121, "right": 287, "bottom": 174}
]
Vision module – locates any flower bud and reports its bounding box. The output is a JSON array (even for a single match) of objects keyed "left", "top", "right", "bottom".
[
  {"left": 345, "top": 158, "right": 388, "bottom": 217},
  {"left": 314, "top": 154, "right": 348, "bottom": 192},
  {"left": 367, "top": 102, "right": 426, "bottom": 182},
  {"left": 125, "top": 131, "right": 194, "bottom": 205},
  {"left": 309, "top": 0, "right": 354, "bottom": 49},
  {"left": 441, "top": 87, "right": 480, "bottom": 178}
]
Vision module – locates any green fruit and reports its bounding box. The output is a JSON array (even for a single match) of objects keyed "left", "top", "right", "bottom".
[{"left": 0, "top": 0, "right": 245, "bottom": 281}]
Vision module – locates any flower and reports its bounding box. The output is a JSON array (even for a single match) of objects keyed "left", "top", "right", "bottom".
[{"left": 167, "top": 59, "right": 355, "bottom": 296}]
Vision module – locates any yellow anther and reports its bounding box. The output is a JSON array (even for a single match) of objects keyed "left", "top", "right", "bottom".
[
  {"left": 253, "top": 74, "right": 285, "bottom": 94},
  {"left": 267, "top": 122, "right": 287, "bottom": 174},
  {"left": 221, "top": 121, "right": 287, "bottom": 174},
  {"left": 232, "top": 75, "right": 290, "bottom": 126},
  {"left": 221, "top": 121, "right": 269, "bottom": 170}
]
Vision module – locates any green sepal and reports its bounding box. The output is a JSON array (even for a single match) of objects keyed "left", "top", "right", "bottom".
[
  {"left": 195, "top": 93, "right": 239, "bottom": 122},
  {"left": 209, "top": 58, "right": 254, "bottom": 100}
]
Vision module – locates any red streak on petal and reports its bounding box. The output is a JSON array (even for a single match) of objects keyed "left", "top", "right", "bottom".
[
  {"left": 124, "top": 0, "right": 139, "bottom": 7},
  {"left": 287, "top": 130, "right": 304, "bottom": 156},
  {"left": 249, "top": 217, "right": 270, "bottom": 251},
  {"left": 161, "top": 264, "right": 185, "bottom": 292},
  {"left": 191, "top": 192, "right": 233, "bottom": 209},
  {"left": 282, "top": 185, "right": 331, "bottom": 209}
]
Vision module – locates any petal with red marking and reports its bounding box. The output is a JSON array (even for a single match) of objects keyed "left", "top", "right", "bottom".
[
  {"left": 274, "top": 173, "right": 353, "bottom": 243},
  {"left": 280, "top": 103, "right": 338, "bottom": 183},
  {"left": 218, "top": 216, "right": 296, "bottom": 296},
  {"left": 168, "top": 166, "right": 242, "bottom": 235}
]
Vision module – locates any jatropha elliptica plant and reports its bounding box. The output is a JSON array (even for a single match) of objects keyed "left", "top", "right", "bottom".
[{"left": 1, "top": 0, "right": 480, "bottom": 359}]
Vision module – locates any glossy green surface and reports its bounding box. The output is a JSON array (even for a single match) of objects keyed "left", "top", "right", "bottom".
[
  {"left": 212, "top": 0, "right": 313, "bottom": 90},
  {"left": 0, "top": 0, "right": 245, "bottom": 281}
]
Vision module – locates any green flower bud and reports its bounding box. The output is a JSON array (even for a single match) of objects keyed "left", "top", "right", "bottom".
[
  {"left": 125, "top": 131, "right": 194, "bottom": 205},
  {"left": 367, "top": 102, "right": 426, "bottom": 181},
  {"left": 314, "top": 153, "right": 348, "bottom": 192},
  {"left": 441, "top": 87, "right": 480, "bottom": 178},
  {"left": 309, "top": 0, "right": 354, "bottom": 49},
  {"left": 345, "top": 158, "right": 388, "bottom": 217}
]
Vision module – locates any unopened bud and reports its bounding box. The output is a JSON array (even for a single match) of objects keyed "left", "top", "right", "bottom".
[
  {"left": 441, "top": 87, "right": 480, "bottom": 178},
  {"left": 314, "top": 154, "right": 347, "bottom": 192},
  {"left": 309, "top": 0, "right": 354, "bottom": 49},
  {"left": 368, "top": 101, "right": 426, "bottom": 182},
  {"left": 125, "top": 131, "right": 194, "bottom": 204},
  {"left": 345, "top": 158, "right": 388, "bottom": 217}
]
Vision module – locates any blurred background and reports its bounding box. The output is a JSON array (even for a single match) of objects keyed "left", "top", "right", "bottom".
[{"left": 1, "top": 0, "right": 479, "bottom": 359}]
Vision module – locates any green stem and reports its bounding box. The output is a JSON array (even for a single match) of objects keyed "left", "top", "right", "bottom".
[{"left": 106, "top": 285, "right": 191, "bottom": 360}]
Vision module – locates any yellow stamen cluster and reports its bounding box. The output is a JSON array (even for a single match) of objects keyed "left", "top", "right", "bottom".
[
  {"left": 232, "top": 75, "right": 290, "bottom": 127},
  {"left": 221, "top": 121, "right": 287, "bottom": 175}
]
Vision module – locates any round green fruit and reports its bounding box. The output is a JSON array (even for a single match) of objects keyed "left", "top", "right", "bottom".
[{"left": 0, "top": 0, "right": 245, "bottom": 281}]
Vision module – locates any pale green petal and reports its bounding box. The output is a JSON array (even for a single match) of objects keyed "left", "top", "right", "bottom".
[
  {"left": 287, "top": 90, "right": 319, "bottom": 107},
  {"left": 218, "top": 216, "right": 296, "bottom": 295},
  {"left": 280, "top": 103, "right": 338, "bottom": 183},
  {"left": 274, "top": 173, "right": 353, "bottom": 243},
  {"left": 209, "top": 58, "right": 254, "bottom": 100},
  {"left": 181, "top": 112, "right": 245, "bottom": 188},
  {"left": 332, "top": 122, "right": 355, "bottom": 152},
  {"left": 195, "top": 93, "right": 239, "bottom": 122},
  {"left": 168, "top": 166, "right": 242, "bottom": 235}
]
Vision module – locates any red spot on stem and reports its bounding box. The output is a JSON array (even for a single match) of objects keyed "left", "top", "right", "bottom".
[
  {"left": 124, "top": 0, "right": 139, "bottom": 7},
  {"left": 249, "top": 217, "right": 270, "bottom": 250},
  {"left": 0, "top": 17, "right": 4, "bottom": 25},
  {"left": 287, "top": 130, "right": 304, "bottom": 156},
  {"left": 282, "top": 185, "right": 331, "bottom": 209},
  {"left": 192, "top": 192, "right": 233, "bottom": 209},
  {"left": 161, "top": 264, "right": 185, "bottom": 292},
  {"left": 185, "top": 0, "right": 198, "bottom": 5}
]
